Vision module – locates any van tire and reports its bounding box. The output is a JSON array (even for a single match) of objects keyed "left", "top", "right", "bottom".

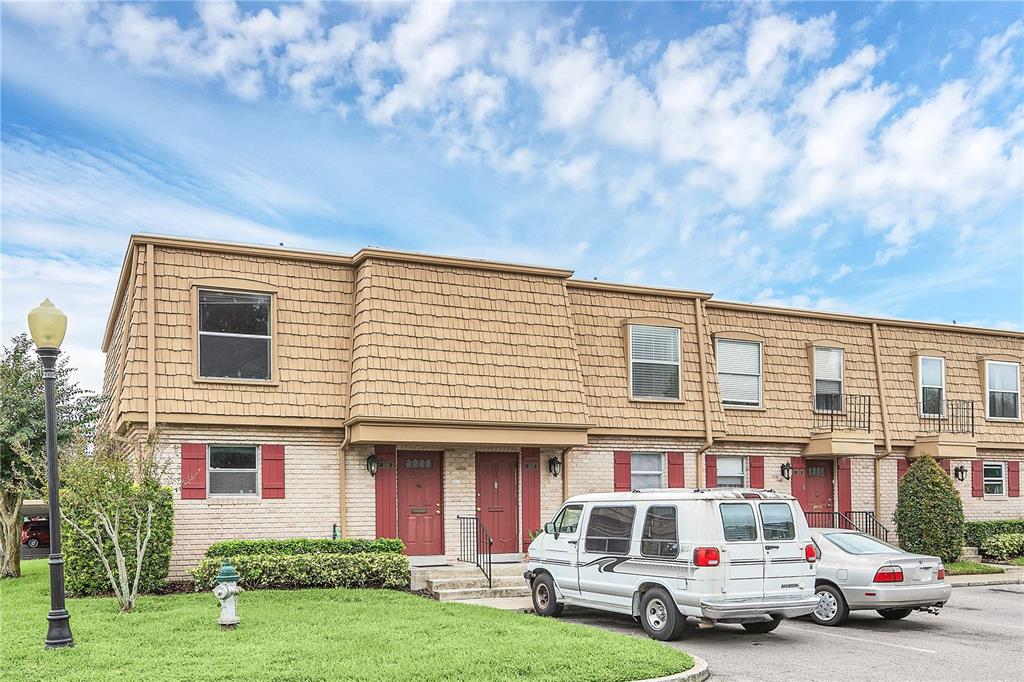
[
  {"left": 639, "top": 588, "right": 687, "bottom": 641},
  {"left": 531, "top": 574, "right": 563, "bottom": 617},
  {"left": 877, "top": 608, "right": 913, "bottom": 620},
  {"left": 741, "top": 617, "right": 782, "bottom": 634},
  {"left": 810, "top": 584, "right": 849, "bottom": 626}
]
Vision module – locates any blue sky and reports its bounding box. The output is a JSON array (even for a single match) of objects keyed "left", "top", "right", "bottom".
[{"left": 2, "top": 1, "right": 1022, "bottom": 392}]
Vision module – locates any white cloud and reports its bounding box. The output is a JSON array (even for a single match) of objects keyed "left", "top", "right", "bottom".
[{"left": 548, "top": 154, "right": 598, "bottom": 191}]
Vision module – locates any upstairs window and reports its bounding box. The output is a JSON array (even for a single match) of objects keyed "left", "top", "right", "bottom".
[
  {"left": 631, "top": 452, "right": 663, "bottom": 489},
  {"left": 986, "top": 361, "right": 1020, "bottom": 420},
  {"left": 208, "top": 445, "right": 258, "bottom": 496},
  {"left": 630, "top": 325, "right": 680, "bottom": 400},
  {"left": 717, "top": 339, "right": 762, "bottom": 407},
  {"left": 717, "top": 456, "right": 745, "bottom": 487},
  {"left": 199, "top": 289, "right": 272, "bottom": 380},
  {"left": 814, "top": 347, "right": 844, "bottom": 411},
  {"left": 919, "top": 356, "right": 945, "bottom": 417}
]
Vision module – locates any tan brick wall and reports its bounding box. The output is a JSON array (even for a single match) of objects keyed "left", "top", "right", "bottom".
[
  {"left": 567, "top": 435, "right": 705, "bottom": 497},
  {"left": 951, "top": 450, "right": 1024, "bottom": 522},
  {"left": 150, "top": 425, "right": 343, "bottom": 578}
]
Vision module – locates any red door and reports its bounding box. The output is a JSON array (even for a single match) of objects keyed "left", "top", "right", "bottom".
[
  {"left": 475, "top": 452, "right": 519, "bottom": 554},
  {"left": 397, "top": 451, "right": 443, "bottom": 556},
  {"left": 805, "top": 459, "right": 835, "bottom": 527}
]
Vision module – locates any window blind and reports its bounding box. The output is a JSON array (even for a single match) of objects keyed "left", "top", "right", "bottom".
[
  {"left": 814, "top": 347, "right": 843, "bottom": 381},
  {"left": 717, "top": 339, "right": 761, "bottom": 405},
  {"left": 630, "top": 325, "right": 680, "bottom": 399}
]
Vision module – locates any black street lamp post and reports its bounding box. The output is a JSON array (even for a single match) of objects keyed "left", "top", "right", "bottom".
[{"left": 27, "top": 299, "right": 74, "bottom": 649}]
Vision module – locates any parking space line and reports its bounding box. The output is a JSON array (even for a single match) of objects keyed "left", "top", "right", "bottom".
[{"left": 788, "top": 624, "right": 938, "bottom": 654}]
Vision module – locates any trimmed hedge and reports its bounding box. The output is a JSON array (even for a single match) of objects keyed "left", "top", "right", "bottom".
[
  {"left": 893, "top": 456, "right": 964, "bottom": 564},
  {"left": 62, "top": 485, "right": 174, "bottom": 597},
  {"left": 204, "top": 538, "right": 404, "bottom": 559},
  {"left": 193, "top": 552, "right": 410, "bottom": 591},
  {"left": 980, "top": 533, "right": 1024, "bottom": 561},
  {"left": 965, "top": 520, "right": 1024, "bottom": 548}
]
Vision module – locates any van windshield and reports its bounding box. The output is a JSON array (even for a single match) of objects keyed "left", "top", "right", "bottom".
[{"left": 825, "top": 533, "right": 899, "bottom": 555}]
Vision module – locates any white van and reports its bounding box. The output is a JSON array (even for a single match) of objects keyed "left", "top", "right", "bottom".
[{"left": 524, "top": 489, "right": 820, "bottom": 640}]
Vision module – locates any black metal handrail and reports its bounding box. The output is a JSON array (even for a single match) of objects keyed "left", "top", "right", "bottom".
[
  {"left": 805, "top": 510, "right": 890, "bottom": 542},
  {"left": 457, "top": 515, "right": 493, "bottom": 589},
  {"left": 920, "top": 399, "right": 976, "bottom": 436},
  {"left": 811, "top": 393, "right": 872, "bottom": 433}
]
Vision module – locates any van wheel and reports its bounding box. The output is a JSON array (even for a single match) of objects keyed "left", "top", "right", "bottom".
[
  {"left": 640, "top": 588, "right": 687, "bottom": 641},
  {"left": 811, "top": 584, "right": 849, "bottom": 626},
  {"left": 741, "top": 617, "right": 782, "bottom": 634},
  {"left": 531, "top": 574, "right": 563, "bottom": 617},
  {"left": 877, "top": 608, "right": 913, "bottom": 620}
]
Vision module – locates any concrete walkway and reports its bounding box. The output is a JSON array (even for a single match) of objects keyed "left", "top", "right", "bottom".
[{"left": 947, "top": 564, "right": 1024, "bottom": 588}]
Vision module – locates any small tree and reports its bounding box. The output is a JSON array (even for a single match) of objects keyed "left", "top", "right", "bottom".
[
  {"left": 0, "top": 334, "right": 99, "bottom": 578},
  {"left": 59, "top": 432, "right": 173, "bottom": 612},
  {"left": 893, "top": 456, "right": 965, "bottom": 563}
]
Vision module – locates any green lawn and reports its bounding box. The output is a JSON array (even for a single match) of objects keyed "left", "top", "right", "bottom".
[
  {"left": 1009, "top": 557, "right": 1024, "bottom": 567},
  {"left": 945, "top": 561, "right": 1005, "bottom": 576},
  {"left": 1, "top": 560, "right": 692, "bottom": 682}
]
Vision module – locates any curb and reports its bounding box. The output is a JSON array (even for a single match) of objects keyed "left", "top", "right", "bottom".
[
  {"left": 950, "top": 577, "right": 1024, "bottom": 588},
  {"left": 634, "top": 656, "right": 710, "bottom": 682}
]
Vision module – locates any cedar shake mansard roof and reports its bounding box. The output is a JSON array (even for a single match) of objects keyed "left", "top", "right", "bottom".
[{"left": 101, "top": 234, "right": 1024, "bottom": 449}]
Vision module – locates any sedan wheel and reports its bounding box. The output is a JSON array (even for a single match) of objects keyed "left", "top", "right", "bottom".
[
  {"left": 26, "top": 538, "right": 40, "bottom": 549},
  {"left": 810, "top": 584, "right": 849, "bottom": 626}
]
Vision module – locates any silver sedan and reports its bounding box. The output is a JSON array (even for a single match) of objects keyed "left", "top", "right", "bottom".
[{"left": 809, "top": 529, "right": 951, "bottom": 626}]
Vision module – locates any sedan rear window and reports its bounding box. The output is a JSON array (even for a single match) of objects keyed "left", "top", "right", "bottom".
[
  {"left": 825, "top": 533, "right": 900, "bottom": 555},
  {"left": 720, "top": 503, "right": 757, "bottom": 541}
]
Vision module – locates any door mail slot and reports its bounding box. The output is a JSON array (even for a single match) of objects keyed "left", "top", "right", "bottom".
[{"left": 410, "top": 508, "right": 427, "bottom": 514}]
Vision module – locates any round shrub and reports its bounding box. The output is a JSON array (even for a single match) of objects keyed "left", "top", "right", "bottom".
[
  {"left": 893, "top": 456, "right": 964, "bottom": 564},
  {"left": 980, "top": 533, "right": 1024, "bottom": 561}
]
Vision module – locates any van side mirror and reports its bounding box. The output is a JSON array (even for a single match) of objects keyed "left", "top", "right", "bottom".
[{"left": 544, "top": 522, "right": 557, "bottom": 538}]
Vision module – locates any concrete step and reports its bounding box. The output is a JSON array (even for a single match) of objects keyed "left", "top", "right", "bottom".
[
  {"left": 413, "top": 562, "right": 526, "bottom": 579},
  {"left": 427, "top": 575, "right": 527, "bottom": 591},
  {"left": 434, "top": 585, "right": 532, "bottom": 601},
  {"left": 960, "top": 546, "right": 982, "bottom": 561}
]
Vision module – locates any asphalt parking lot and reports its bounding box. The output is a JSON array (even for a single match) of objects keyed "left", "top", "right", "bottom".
[{"left": 561, "top": 584, "right": 1024, "bottom": 681}]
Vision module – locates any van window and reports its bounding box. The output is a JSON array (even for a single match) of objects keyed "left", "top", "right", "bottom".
[
  {"left": 641, "top": 506, "right": 678, "bottom": 558},
  {"left": 585, "top": 506, "right": 636, "bottom": 555},
  {"left": 759, "top": 503, "right": 796, "bottom": 540},
  {"left": 720, "top": 503, "right": 758, "bottom": 541},
  {"left": 552, "top": 505, "right": 583, "bottom": 533}
]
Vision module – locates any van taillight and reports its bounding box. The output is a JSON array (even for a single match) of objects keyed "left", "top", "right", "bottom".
[
  {"left": 693, "top": 547, "right": 721, "bottom": 567},
  {"left": 873, "top": 566, "right": 903, "bottom": 583},
  {"left": 805, "top": 544, "right": 817, "bottom": 563}
]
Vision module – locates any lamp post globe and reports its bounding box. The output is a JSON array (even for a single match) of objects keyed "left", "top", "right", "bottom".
[{"left": 27, "top": 299, "right": 74, "bottom": 649}]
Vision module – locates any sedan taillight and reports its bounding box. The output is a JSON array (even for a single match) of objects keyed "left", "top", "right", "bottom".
[
  {"left": 805, "top": 543, "right": 817, "bottom": 563},
  {"left": 873, "top": 566, "right": 904, "bottom": 583},
  {"left": 693, "top": 547, "right": 721, "bottom": 567},
  {"left": 937, "top": 567, "right": 945, "bottom": 580}
]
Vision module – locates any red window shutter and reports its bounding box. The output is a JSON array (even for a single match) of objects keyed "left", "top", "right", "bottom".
[
  {"left": 667, "top": 452, "right": 684, "bottom": 488},
  {"left": 938, "top": 459, "right": 951, "bottom": 475},
  {"left": 749, "top": 456, "right": 765, "bottom": 489},
  {"left": 521, "top": 448, "right": 542, "bottom": 550},
  {"left": 1008, "top": 461, "right": 1020, "bottom": 498},
  {"left": 837, "top": 457, "right": 852, "bottom": 514},
  {"left": 261, "top": 445, "right": 285, "bottom": 499},
  {"left": 789, "top": 456, "right": 806, "bottom": 506},
  {"left": 180, "top": 443, "right": 206, "bottom": 499},
  {"left": 897, "top": 458, "right": 909, "bottom": 482},
  {"left": 705, "top": 454, "right": 717, "bottom": 488},
  {"left": 613, "top": 451, "right": 632, "bottom": 492},
  {"left": 971, "top": 460, "right": 984, "bottom": 498},
  {"left": 375, "top": 445, "right": 398, "bottom": 538}
]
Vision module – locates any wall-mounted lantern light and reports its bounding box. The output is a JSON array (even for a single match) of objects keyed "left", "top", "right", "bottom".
[
  {"left": 365, "top": 454, "right": 379, "bottom": 477},
  {"left": 780, "top": 463, "right": 793, "bottom": 481},
  {"left": 953, "top": 465, "right": 967, "bottom": 482},
  {"left": 548, "top": 457, "right": 562, "bottom": 478}
]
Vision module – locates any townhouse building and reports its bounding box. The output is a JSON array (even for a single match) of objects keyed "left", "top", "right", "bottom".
[{"left": 100, "top": 235, "right": 1024, "bottom": 576}]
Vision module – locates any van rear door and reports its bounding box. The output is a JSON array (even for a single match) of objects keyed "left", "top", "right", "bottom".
[
  {"left": 759, "top": 501, "right": 812, "bottom": 599},
  {"left": 717, "top": 502, "right": 764, "bottom": 601}
]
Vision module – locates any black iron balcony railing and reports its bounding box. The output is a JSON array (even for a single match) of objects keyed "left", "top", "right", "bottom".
[
  {"left": 805, "top": 510, "right": 890, "bottom": 543},
  {"left": 920, "top": 399, "right": 976, "bottom": 436},
  {"left": 812, "top": 393, "right": 872, "bottom": 433}
]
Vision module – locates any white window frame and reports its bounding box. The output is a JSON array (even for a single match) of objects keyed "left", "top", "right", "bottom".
[
  {"left": 983, "top": 461, "right": 1006, "bottom": 497},
  {"left": 198, "top": 288, "right": 273, "bottom": 381},
  {"left": 717, "top": 456, "right": 746, "bottom": 488},
  {"left": 716, "top": 338, "right": 763, "bottom": 408},
  {"left": 630, "top": 452, "right": 664, "bottom": 490},
  {"left": 919, "top": 356, "right": 946, "bottom": 418},
  {"left": 985, "top": 360, "right": 1021, "bottom": 420},
  {"left": 628, "top": 324, "right": 682, "bottom": 401},
  {"left": 813, "top": 347, "right": 844, "bottom": 412},
  {"left": 207, "top": 444, "right": 261, "bottom": 497}
]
